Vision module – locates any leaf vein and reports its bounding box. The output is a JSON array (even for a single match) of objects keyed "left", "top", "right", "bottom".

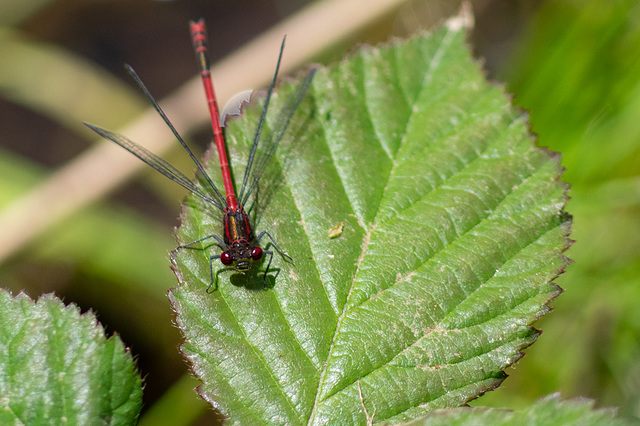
[{"left": 212, "top": 291, "right": 302, "bottom": 421}]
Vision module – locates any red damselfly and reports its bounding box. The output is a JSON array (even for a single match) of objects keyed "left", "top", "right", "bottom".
[{"left": 86, "top": 19, "right": 315, "bottom": 290}]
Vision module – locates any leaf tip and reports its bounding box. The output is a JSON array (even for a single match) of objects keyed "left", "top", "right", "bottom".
[{"left": 446, "top": 2, "right": 475, "bottom": 32}]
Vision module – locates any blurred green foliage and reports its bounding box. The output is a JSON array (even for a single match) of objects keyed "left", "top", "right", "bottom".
[{"left": 477, "top": 0, "right": 640, "bottom": 418}]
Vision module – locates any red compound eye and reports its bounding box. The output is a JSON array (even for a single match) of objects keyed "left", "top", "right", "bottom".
[
  {"left": 251, "top": 246, "right": 263, "bottom": 261},
  {"left": 220, "top": 251, "right": 233, "bottom": 265}
]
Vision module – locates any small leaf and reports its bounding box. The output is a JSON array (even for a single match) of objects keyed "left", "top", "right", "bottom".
[
  {"left": 170, "top": 16, "right": 570, "bottom": 425},
  {"left": 408, "top": 393, "right": 632, "bottom": 425},
  {"left": 0, "top": 290, "right": 142, "bottom": 424}
]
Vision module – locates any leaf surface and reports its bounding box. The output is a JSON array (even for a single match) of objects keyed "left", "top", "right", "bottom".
[
  {"left": 410, "top": 393, "right": 631, "bottom": 425},
  {"left": 170, "top": 18, "right": 570, "bottom": 425},
  {"left": 0, "top": 290, "right": 142, "bottom": 424}
]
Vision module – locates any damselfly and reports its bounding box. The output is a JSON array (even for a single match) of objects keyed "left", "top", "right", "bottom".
[{"left": 86, "top": 19, "right": 315, "bottom": 290}]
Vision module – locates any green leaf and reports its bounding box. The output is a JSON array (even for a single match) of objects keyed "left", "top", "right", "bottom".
[
  {"left": 0, "top": 289, "right": 142, "bottom": 424},
  {"left": 169, "top": 18, "right": 570, "bottom": 425},
  {"left": 409, "top": 393, "right": 632, "bottom": 425}
]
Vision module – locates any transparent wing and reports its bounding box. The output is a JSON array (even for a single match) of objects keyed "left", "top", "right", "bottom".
[
  {"left": 85, "top": 123, "right": 225, "bottom": 210},
  {"left": 124, "top": 64, "right": 227, "bottom": 208},
  {"left": 238, "top": 67, "right": 316, "bottom": 207}
]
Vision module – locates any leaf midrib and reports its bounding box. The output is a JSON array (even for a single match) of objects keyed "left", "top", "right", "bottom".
[
  {"left": 306, "top": 106, "right": 556, "bottom": 424},
  {"left": 305, "top": 26, "right": 460, "bottom": 426}
]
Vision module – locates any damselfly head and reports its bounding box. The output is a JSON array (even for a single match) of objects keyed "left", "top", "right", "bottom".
[{"left": 222, "top": 241, "right": 264, "bottom": 272}]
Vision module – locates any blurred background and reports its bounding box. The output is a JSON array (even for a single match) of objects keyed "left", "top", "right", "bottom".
[{"left": 1, "top": 0, "right": 638, "bottom": 424}]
